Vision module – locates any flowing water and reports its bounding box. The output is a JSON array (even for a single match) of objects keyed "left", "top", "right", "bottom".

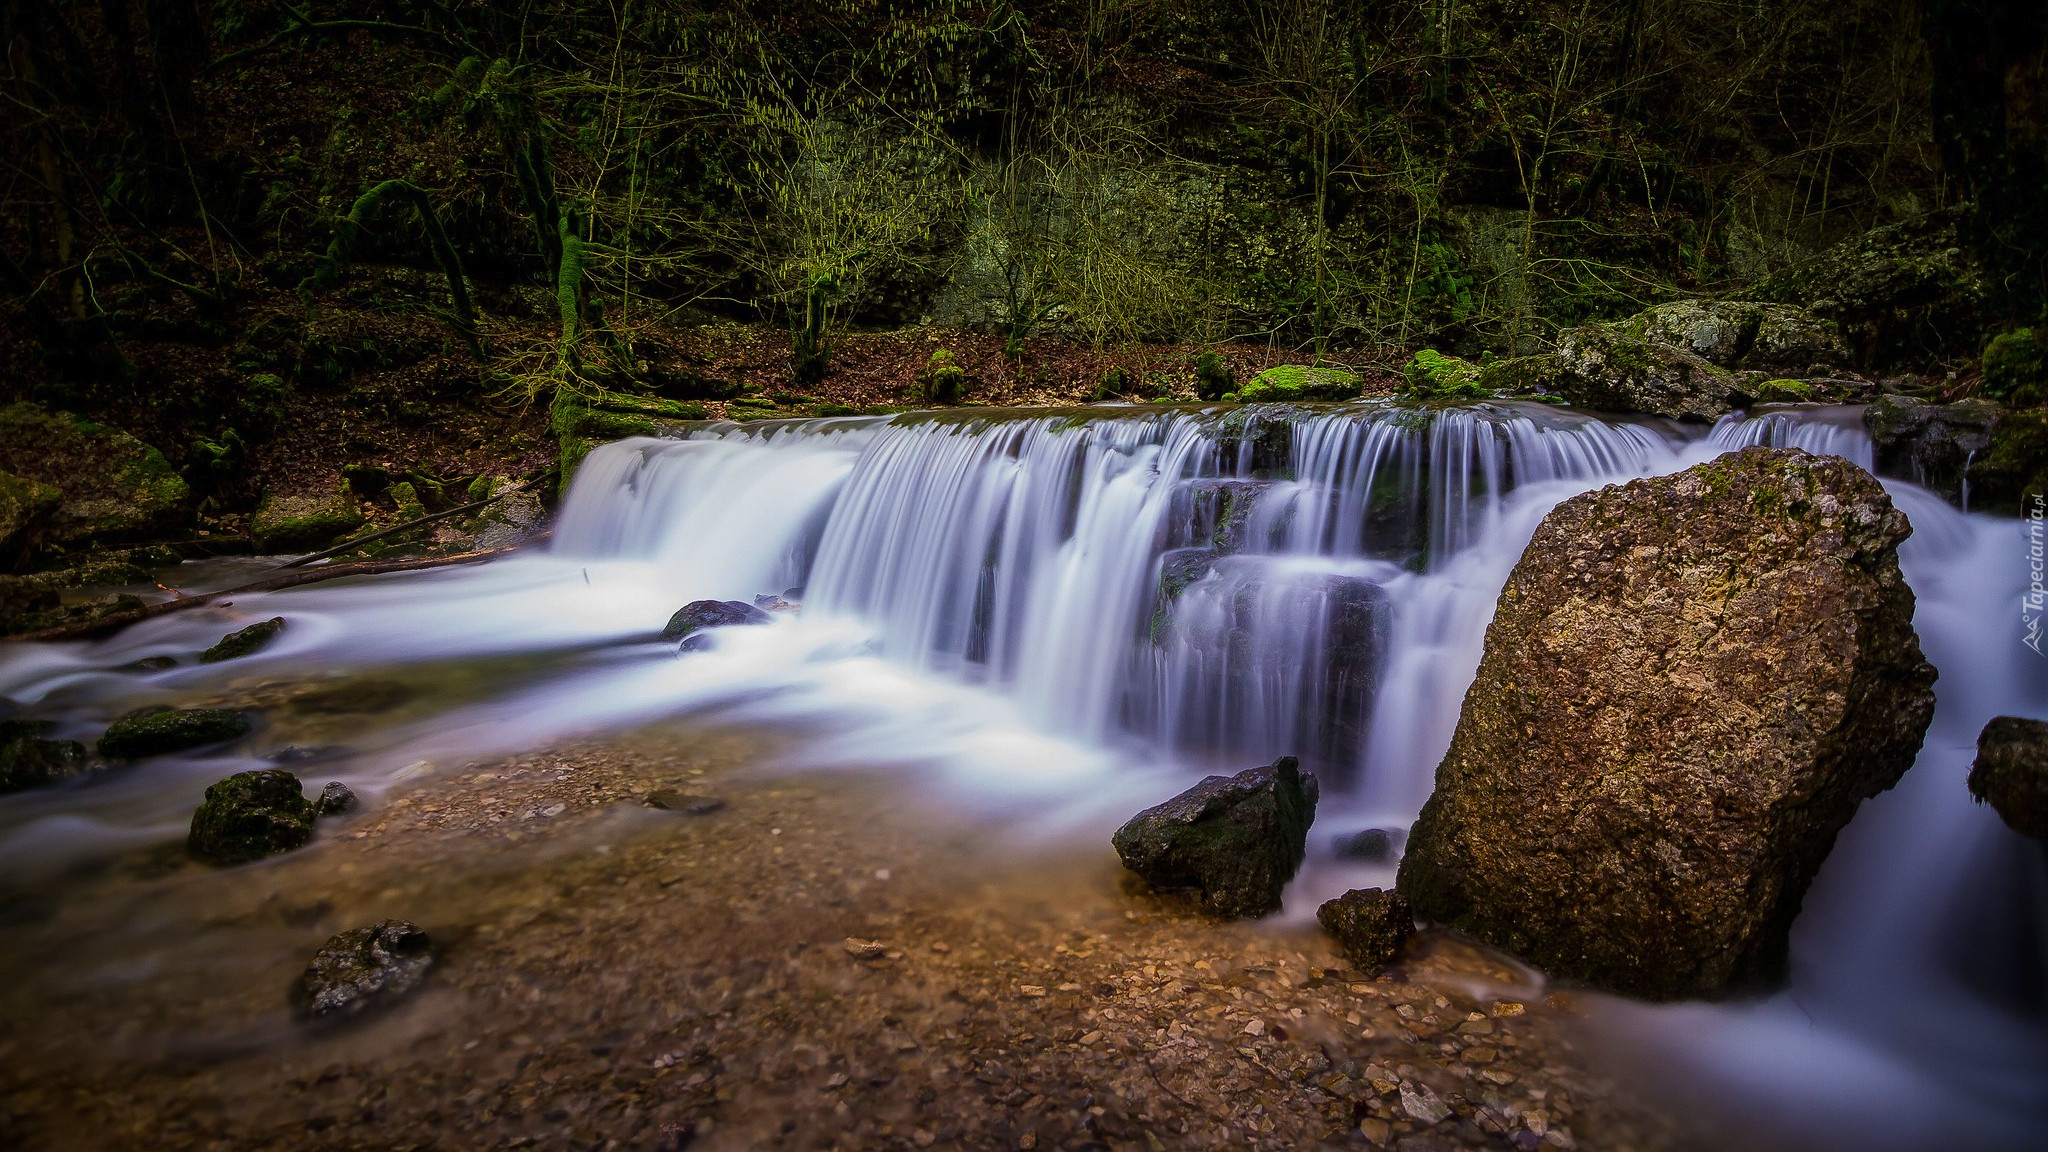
[{"left": 1, "top": 400, "right": 2041, "bottom": 1147}]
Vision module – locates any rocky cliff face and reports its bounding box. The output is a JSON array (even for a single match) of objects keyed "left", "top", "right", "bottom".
[{"left": 1397, "top": 446, "right": 1937, "bottom": 1000}]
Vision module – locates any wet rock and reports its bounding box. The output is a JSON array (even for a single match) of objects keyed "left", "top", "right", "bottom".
[
  {"left": 1864, "top": 395, "right": 1999, "bottom": 506},
  {"left": 96, "top": 707, "right": 255, "bottom": 759},
  {"left": 662, "top": 599, "right": 772, "bottom": 647},
  {"left": 1111, "top": 756, "right": 1319, "bottom": 919},
  {"left": 644, "top": 789, "right": 725, "bottom": 815},
  {"left": 0, "top": 577, "right": 60, "bottom": 635},
  {"left": 1333, "top": 828, "right": 1398, "bottom": 862},
  {"left": 467, "top": 483, "right": 546, "bottom": 551},
  {"left": 1551, "top": 323, "right": 1739, "bottom": 421},
  {"left": 1316, "top": 888, "right": 1414, "bottom": 974},
  {"left": 270, "top": 744, "right": 350, "bottom": 764},
  {"left": 1968, "top": 717, "right": 2048, "bottom": 840},
  {"left": 1168, "top": 480, "right": 1272, "bottom": 554},
  {"left": 1980, "top": 327, "right": 2045, "bottom": 407},
  {"left": 187, "top": 768, "right": 317, "bottom": 864},
  {"left": 199, "top": 616, "right": 286, "bottom": 663},
  {"left": 316, "top": 781, "right": 359, "bottom": 816},
  {"left": 118, "top": 655, "right": 179, "bottom": 673},
  {"left": 251, "top": 490, "right": 365, "bottom": 554},
  {"left": 1398, "top": 446, "right": 1937, "bottom": 1000},
  {"left": 1971, "top": 406, "right": 2048, "bottom": 514},
  {"left": 294, "top": 920, "right": 436, "bottom": 1019},
  {"left": 0, "top": 723, "right": 91, "bottom": 793}
]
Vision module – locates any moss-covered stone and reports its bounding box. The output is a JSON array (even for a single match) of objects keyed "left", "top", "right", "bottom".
[
  {"left": 1397, "top": 447, "right": 1936, "bottom": 1000},
  {"left": 1227, "top": 365, "right": 1363, "bottom": 403},
  {"left": 1750, "top": 378, "right": 1818, "bottom": 403},
  {"left": 200, "top": 617, "right": 287, "bottom": 663},
  {"left": 187, "top": 768, "right": 316, "bottom": 864},
  {"left": 921, "top": 350, "right": 966, "bottom": 405},
  {"left": 1400, "top": 350, "right": 1490, "bottom": 400},
  {"left": 96, "top": 707, "right": 255, "bottom": 759},
  {"left": 1111, "top": 756, "right": 1319, "bottom": 919},
  {"left": 1316, "top": 888, "right": 1414, "bottom": 975},
  {"left": 1473, "top": 355, "right": 1568, "bottom": 397},
  {"left": 0, "top": 469, "right": 61, "bottom": 565},
  {"left": 1626, "top": 300, "right": 1848, "bottom": 374},
  {"left": 1863, "top": 395, "right": 2001, "bottom": 507},
  {"left": 1980, "top": 328, "right": 2044, "bottom": 407},
  {"left": 0, "top": 403, "right": 190, "bottom": 547},
  {"left": 252, "top": 491, "right": 365, "bottom": 554},
  {"left": 1193, "top": 351, "right": 1235, "bottom": 401}
]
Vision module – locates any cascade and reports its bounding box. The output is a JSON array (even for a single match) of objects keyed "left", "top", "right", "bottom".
[{"left": 0, "top": 401, "right": 2040, "bottom": 1147}]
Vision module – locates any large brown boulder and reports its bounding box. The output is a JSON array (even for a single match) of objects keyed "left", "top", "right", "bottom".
[{"left": 1397, "top": 446, "right": 1937, "bottom": 1000}]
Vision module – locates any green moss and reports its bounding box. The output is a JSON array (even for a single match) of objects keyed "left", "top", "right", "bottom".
[
  {"left": 1753, "top": 378, "right": 1818, "bottom": 403},
  {"left": 1400, "top": 350, "right": 1491, "bottom": 400},
  {"left": 1474, "top": 355, "right": 1567, "bottom": 397},
  {"left": 97, "top": 708, "right": 254, "bottom": 759},
  {"left": 186, "top": 769, "right": 316, "bottom": 865},
  {"left": 1981, "top": 328, "right": 2044, "bottom": 407},
  {"left": 252, "top": 492, "right": 365, "bottom": 553},
  {"left": 200, "top": 617, "right": 287, "bottom": 663},
  {"left": 387, "top": 481, "right": 427, "bottom": 523},
  {"left": 1226, "top": 365, "right": 1363, "bottom": 403},
  {"left": 1973, "top": 407, "right": 2048, "bottom": 512},
  {"left": 814, "top": 403, "right": 861, "bottom": 416}
]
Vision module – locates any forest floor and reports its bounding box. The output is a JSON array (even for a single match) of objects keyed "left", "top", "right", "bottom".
[{"left": 0, "top": 710, "right": 1701, "bottom": 1152}]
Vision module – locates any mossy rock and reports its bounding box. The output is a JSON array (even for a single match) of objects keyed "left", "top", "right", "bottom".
[
  {"left": 1980, "top": 328, "right": 2045, "bottom": 407},
  {"left": 200, "top": 617, "right": 287, "bottom": 663},
  {"left": 1316, "top": 888, "right": 1415, "bottom": 975},
  {"left": 1227, "top": 365, "right": 1363, "bottom": 403},
  {"left": 1750, "top": 378, "right": 1819, "bottom": 403},
  {"left": 0, "top": 403, "right": 190, "bottom": 546},
  {"left": 814, "top": 403, "right": 861, "bottom": 417},
  {"left": 1194, "top": 352, "right": 1235, "bottom": 402},
  {"left": 1625, "top": 300, "right": 1848, "bottom": 374},
  {"left": 252, "top": 492, "right": 365, "bottom": 554},
  {"left": 0, "top": 731, "right": 91, "bottom": 793},
  {"left": 97, "top": 707, "right": 255, "bottom": 759},
  {"left": 187, "top": 768, "right": 315, "bottom": 864},
  {"left": 1552, "top": 324, "right": 1738, "bottom": 421},
  {"left": 1111, "top": 756, "right": 1319, "bottom": 919},
  {"left": 1971, "top": 406, "right": 2048, "bottom": 513},
  {"left": 1749, "top": 207, "right": 1991, "bottom": 366},
  {"left": 1400, "top": 350, "right": 1490, "bottom": 400}
]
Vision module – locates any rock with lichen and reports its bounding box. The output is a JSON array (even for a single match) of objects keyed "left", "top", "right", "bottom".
[
  {"left": 0, "top": 720, "right": 91, "bottom": 793},
  {"left": 252, "top": 491, "right": 365, "bottom": 554},
  {"left": 0, "top": 403, "right": 190, "bottom": 547},
  {"left": 1398, "top": 446, "right": 1936, "bottom": 1000}
]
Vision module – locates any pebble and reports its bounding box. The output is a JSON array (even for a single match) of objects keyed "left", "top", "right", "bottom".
[
  {"left": 843, "top": 938, "right": 888, "bottom": 960},
  {"left": 1018, "top": 985, "right": 1047, "bottom": 998}
]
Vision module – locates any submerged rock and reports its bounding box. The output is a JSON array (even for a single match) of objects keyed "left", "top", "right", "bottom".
[
  {"left": 644, "top": 789, "right": 725, "bottom": 814},
  {"left": 0, "top": 722, "right": 91, "bottom": 793},
  {"left": 199, "top": 616, "right": 286, "bottom": 663},
  {"left": 294, "top": 920, "right": 436, "bottom": 1019},
  {"left": 1398, "top": 446, "right": 1936, "bottom": 1000},
  {"left": 662, "top": 599, "right": 772, "bottom": 648},
  {"left": 1968, "top": 717, "right": 2048, "bottom": 840},
  {"left": 188, "top": 768, "right": 317, "bottom": 864},
  {"left": 96, "top": 707, "right": 254, "bottom": 759},
  {"left": 1332, "top": 827, "right": 1398, "bottom": 862},
  {"left": 1316, "top": 888, "right": 1414, "bottom": 974},
  {"left": 1112, "top": 756, "right": 1319, "bottom": 919}
]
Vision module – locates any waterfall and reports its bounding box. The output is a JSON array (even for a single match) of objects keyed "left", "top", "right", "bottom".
[{"left": 0, "top": 400, "right": 2040, "bottom": 1148}]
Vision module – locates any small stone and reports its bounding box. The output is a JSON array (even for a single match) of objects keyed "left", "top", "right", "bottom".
[
  {"left": 199, "top": 617, "right": 286, "bottom": 663},
  {"left": 1242, "top": 1018, "right": 1265, "bottom": 1036},
  {"left": 1461, "top": 1046, "right": 1498, "bottom": 1064},
  {"left": 269, "top": 745, "right": 350, "bottom": 764},
  {"left": 1018, "top": 1132, "right": 1038, "bottom": 1150},
  {"left": 644, "top": 789, "right": 725, "bottom": 815},
  {"left": 1399, "top": 1081, "right": 1450, "bottom": 1125},
  {"left": 1079, "top": 1030, "right": 1103, "bottom": 1045},
  {"left": 294, "top": 919, "right": 435, "bottom": 1019},
  {"left": 316, "top": 781, "right": 358, "bottom": 816},
  {"left": 844, "top": 938, "right": 887, "bottom": 959},
  {"left": 662, "top": 599, "right": 771, "bottom": 646},
  {"left": 1316, "top": 888, "right": 1415, "bottom": 974},
  {"left": 1492, "top": 1001, "right": 1526, "bottom": 1017},
  {"left": 188, "top": 769, "right": 316, "bottom": 864},
  {"left": 538, "top": 802, "right": 567, "bottom": 818},
  {"left": 97, "top": 707, "right": 254, "bottom": 759},
  {"left": 1358, "top": 1118, "right": 1392, "bottom": 1145},
  {"left": 1018, "top": 985, "right": 1047, "bottom": 998},
  {"left": 118, "top": 655, "right": 178, "bottom": 673}
]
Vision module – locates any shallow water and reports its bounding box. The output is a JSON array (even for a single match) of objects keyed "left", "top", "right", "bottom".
[{"left": 2, "top": 400, "right": 2042, "bottom": 1148}]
